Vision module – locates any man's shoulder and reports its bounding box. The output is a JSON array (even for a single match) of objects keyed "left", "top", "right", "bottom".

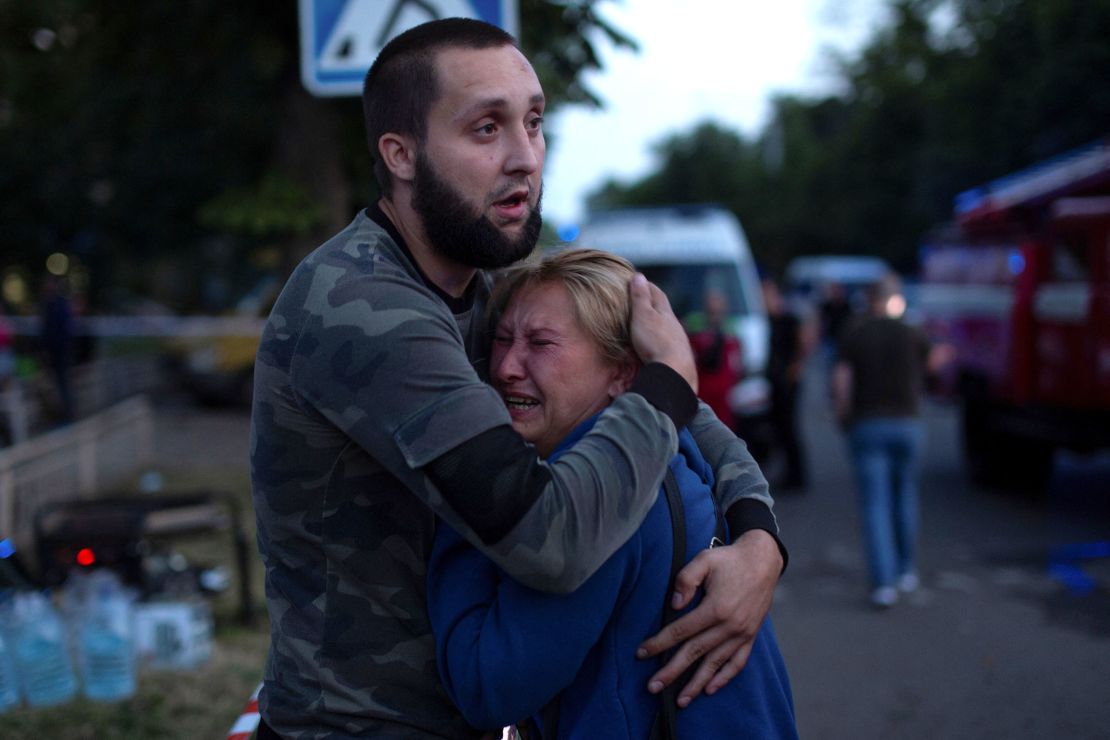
[
  {"left": 277, "top": 212, "right": 438, "bottom": 317},
  {"left": 845, "top": 316, "right": 920, "bottom": 353},
  {"left": 258, "top": 213, "right": 438, "bottom": 370},
  {"left": 306, "top": 210, "right": 410, "bottom": 274}
]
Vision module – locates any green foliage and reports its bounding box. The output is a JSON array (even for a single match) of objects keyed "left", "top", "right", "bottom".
[
  {"left": 16, "top": 0, "right": 1104, "bottom": 296},
  {"left": 198, "top": 171, "right": 325, "bottom": 239},
  {"left": 0, "top": 0, "right": 296, "bottom": 307},
  {"left": 589, "top": 0, "right": 1110, "bottom": 274},
  {"left": 520, "top": 0, "right": 639, "bottom": 109},
  {"left": 0, "top": 1, "right": 636, "bottom": 310}
]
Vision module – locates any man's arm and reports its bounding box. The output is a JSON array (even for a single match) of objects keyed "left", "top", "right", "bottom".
[
  {"left": 417, "top": 269, "right": 700, "bottom": 593},
  {"left": 687, "top": 402, "right": 776, "bottom": 516},
  {"left": 419, "top": 366, "right": 696, "bottom": 592},
  {"left": 636, "top": 402, "right": 786, "bottom": 705},
  {"left": 291, "top": 264, "right": 697, "bottom": 594}
]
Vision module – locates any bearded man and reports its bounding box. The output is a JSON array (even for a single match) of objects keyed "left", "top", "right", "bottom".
[{"left": 250, "top": 18, "right": 785, "bottom": 739}]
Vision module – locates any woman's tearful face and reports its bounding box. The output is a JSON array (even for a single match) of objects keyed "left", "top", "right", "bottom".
[{"left": 491, "top": 280, "right": 630, "bottom": 458}]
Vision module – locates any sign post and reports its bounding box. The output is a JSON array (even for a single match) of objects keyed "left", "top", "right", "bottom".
[{"left": 299, "top": 0, "right": 519, "bottom": 97}]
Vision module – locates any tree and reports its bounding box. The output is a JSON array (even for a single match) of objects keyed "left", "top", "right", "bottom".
[
  {"left": 585, "top": 0, "right": 1110, "bottom": 275},
  {"left": 0, "top": 1, "right": 313, "bottom": 308},
  {"left": 0, "top": 1, "right": 637, "bottom": 311},
  {"left": 588, "top": 122, "right": 755, "bottom": 209},
  {"left": 520, "top": 0, "right": 638, "bottom": 109}
]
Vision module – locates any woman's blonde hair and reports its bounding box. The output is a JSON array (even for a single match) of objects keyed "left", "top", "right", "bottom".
[{"left": 490, "top": 248, "right": 637, "bottom": 366}]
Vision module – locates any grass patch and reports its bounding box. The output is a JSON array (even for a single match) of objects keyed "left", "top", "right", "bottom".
[{"left": 0, "top": 626, "right": 269, "bottom": 740}]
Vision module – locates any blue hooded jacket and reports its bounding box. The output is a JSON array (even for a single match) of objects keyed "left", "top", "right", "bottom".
[{"left": 427, "top": 417, "right": 797, "bottom": 738}]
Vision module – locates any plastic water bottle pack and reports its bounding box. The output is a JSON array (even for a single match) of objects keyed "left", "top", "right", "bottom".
[
  {"left": 62, "top": 569, "right": 137, "bottom": 702},
  {"left": 0, "top": 629, "right": 20, "bottom": 713},
  {"left": 8, "top": 590, "right": 78, "bottom": 708},
  {"left": 0, "top": 568, "right": 210, "bottom": 712}
]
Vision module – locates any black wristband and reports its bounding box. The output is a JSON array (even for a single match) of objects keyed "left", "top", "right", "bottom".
[
  {"left": 725, "top": 499, "right": 789, "bottom": 575},
  {"left": 627, "top": 362, "right": 698, "bottom": 430}
]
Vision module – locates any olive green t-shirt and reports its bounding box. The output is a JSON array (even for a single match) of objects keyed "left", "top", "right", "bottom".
[{"left": 839, "top": 316, "right": 931, "bottom": 421}]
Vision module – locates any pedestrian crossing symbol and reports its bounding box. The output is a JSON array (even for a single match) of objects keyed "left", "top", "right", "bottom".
[{"left": 299, "top": 0, "right": 519, "bottom": 96}]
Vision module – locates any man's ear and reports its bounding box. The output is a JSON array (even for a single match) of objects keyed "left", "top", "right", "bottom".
[{"left": 378, "top": 133, "right": 417, "bottom": 184}]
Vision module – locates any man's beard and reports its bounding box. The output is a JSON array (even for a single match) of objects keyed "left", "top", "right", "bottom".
[{"left": 411, "top": 152, "right": 542, "bottom": 270}]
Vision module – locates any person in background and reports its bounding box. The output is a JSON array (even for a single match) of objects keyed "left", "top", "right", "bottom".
[
  {"left": 429, "top": 249, "right": 796, "bottom": 739},
  {"left": 819, "top": 281, "right": 852, "bottom": 362},
  {"left": 0, "top": 304, "right": 13, "bottom": 392},
  {"left": 832, "top": 273, "right": 953, "bottom": 608},
  {"left": 38, "top": 275, "right": 75, "bottom": 424},
  {"left": 0, "top": 303, "right": 19, "bottom": 446},
  {"left": 687, "top": 288, "right": 743, "bottom": 430},
  {"left": 762, "top": 276, "right": 816, "bottom": 491}
]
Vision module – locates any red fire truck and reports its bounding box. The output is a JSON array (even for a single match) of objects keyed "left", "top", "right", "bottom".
[{"left": 920, "top": 138, "right": 1110, "bottom": 490}]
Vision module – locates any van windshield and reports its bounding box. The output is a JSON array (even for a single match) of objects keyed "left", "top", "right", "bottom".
[{"left": 637, "top": 263, "right": 752, "bottom": 321}]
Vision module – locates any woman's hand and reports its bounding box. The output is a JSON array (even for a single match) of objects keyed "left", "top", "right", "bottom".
[{"left": 636, "top": 528, "right": 782, "bottom": 706}]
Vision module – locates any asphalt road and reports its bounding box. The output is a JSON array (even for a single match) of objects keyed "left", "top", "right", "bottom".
[{"left": 768, "top": 362, "right": 1110, "bottom": 740}]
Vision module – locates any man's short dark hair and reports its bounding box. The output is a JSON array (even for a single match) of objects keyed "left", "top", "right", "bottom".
[{"left": 362, "top": 18, "right": 518, "bottom": 197}]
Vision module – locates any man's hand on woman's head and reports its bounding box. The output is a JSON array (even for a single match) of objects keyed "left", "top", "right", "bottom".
[
  {"left": 635, "top": 528, "right": 782, "bottom": 706},
  {"left": 628, "top": 274, "right": 697, "bottom": 393}
]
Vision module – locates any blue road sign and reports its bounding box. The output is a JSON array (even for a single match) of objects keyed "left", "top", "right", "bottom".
[{"left": 299, "top": 0, "right": 519, "bottom": 97}]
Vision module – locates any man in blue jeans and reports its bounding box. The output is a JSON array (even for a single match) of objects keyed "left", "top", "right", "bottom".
[{"left": 832, "top": 274, "right": 952, "bottom": 608}]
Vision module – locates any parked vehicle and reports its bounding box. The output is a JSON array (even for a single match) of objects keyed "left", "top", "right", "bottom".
[
  {"left": 573, "top": 204, "right": 771, "bottom": 419},
  {"left": 166, "top": 276, "right": 277, "bottom": 407},
  {"left": 919, "top": 138, "right": 1110, "bottom": 490}
]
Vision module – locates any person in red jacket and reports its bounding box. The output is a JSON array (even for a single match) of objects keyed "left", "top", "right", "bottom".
[{"left": 688, "top": 289, "right": 744, "bottom": 429}]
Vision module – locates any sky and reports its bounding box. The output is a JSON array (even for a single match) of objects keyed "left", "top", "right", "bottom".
[{"left": 541, "top": 0, "right": 888, "bottom": 227}]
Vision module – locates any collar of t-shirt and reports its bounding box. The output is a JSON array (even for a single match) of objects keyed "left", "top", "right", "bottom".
[{"left": 365, "top": 201, "right": 478, "bottom": 314}]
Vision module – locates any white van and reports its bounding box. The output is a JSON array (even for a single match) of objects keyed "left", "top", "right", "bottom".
[{"left": 571, "top": 205, "right": 769, "bottom": 411}]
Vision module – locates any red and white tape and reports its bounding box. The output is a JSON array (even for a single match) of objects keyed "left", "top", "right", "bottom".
[{"left": 226, "top": 683, "right": 263, "bottom": 740}]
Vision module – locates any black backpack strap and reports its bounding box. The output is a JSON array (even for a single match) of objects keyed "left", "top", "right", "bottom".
[{"left": 648, "top": 468, "right": 687, "bottom": 740}]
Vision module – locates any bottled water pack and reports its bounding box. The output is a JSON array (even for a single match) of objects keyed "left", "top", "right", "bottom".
[
  {"left": 8, "top": 590, "right": 78, "bottom": 707},
  {"left": 0, "top": 629, "right": 20, "bottom": 713},
  {"left": 62, "top": 569, "right": 137, "bottom": 702}
]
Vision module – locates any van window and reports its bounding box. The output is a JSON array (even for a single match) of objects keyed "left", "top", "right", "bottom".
[{"left": 637, "top": 263, "right": 753, "bottom": 321}]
